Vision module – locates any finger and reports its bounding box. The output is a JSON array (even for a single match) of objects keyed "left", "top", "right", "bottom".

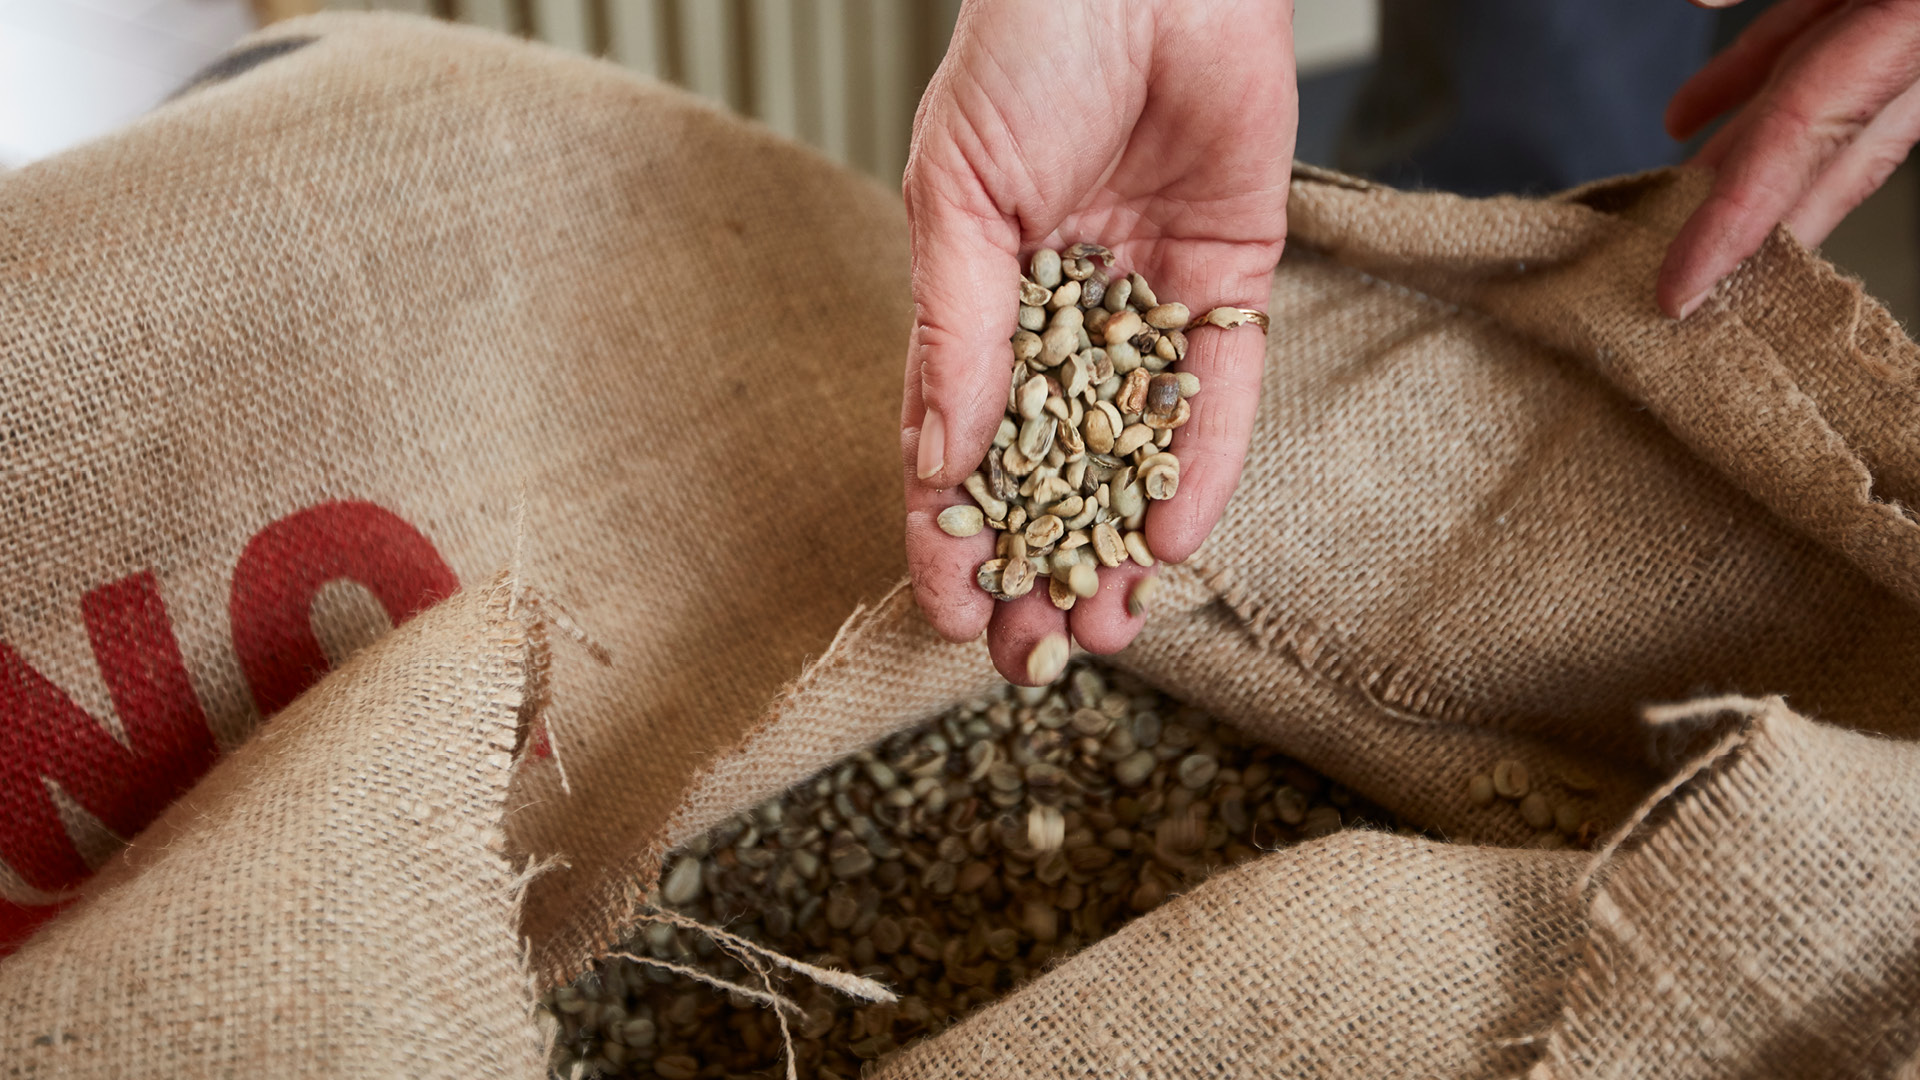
[
  {"left": 1067, "top": 562, "right": 1153, "bottom": 655},
  {"left": 1142, "top": 321, "right": 1266, "bottom": 565},
  {"left": 1666, "top": 0, "right": 1848, "bottom": 140},
  {"left": 900, "top": 286, "right": 1001, "bottom": 642},
  {"left": 988, "top": 586, "right": 1071, "bottom": 686},
  {"left": 1129, "top": 241, "right": 1275, "bottom": 564},
  {"left": 1690, "top": 98, "right": 1754, "bottom": 170},
  {"left": 902, "top": 437, "right": 996, "bottom": 643},
  {"left": 1786, "top": 76, "right": 1920, "bottom": 245},
  {"left": 902, "top": 174, "right": 1023, "bottom": 490},
  {"left": 899, "top": 151, "right": 1022, "bottom": 641},
  {"left": 1657, "top": 1, "right": 1920, "bottom": 318}
]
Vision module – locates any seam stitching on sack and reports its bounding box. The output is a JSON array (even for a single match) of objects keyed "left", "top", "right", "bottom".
[
  {"left": 1738, "top": 221, "right": 1920, "bottom": 402},
  {"left": 1730, "top": 235, "right": 1920, "bottom": 525},
  {"left": 1303, "top": 220, "right": 1920, "bottom": 595},
  {"left": 1836, "top": 277, "right": 1920, "bottom": 396},
  {"left": 1195, "top": 558, "right": 1489, "bottom": 733},
  {"left": 1823, "top": 274, "right": 1920, "bottom": 522}
]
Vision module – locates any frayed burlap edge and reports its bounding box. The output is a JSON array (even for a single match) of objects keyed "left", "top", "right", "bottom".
[
  {"left": 0, "top": 575, "right": 554, "bottom": 1078},
  {"left": 536, "top": 581, "right": 996, "bottom": 987},
  {"left": 1288, "top": 169, "right": 1920, "bottom": 614},
  {"left": 1526, "top": 695, "right": 1920, "bottom": 1076}
]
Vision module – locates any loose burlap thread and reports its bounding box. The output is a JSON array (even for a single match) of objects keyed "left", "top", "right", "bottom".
[{"left": 1, "top": 14, "right": 1917, "bottom": 1078}]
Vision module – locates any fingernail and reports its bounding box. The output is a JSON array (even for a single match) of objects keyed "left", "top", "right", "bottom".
[
  {"left": 1025, "top": 632, "right": 1069, "bottom": 685},
  {"left": 1676, "top": 285, "right": 1713, "bottom": 321},
  {"left": 916, "top": 407, "right": 945, "bottom": 481}
]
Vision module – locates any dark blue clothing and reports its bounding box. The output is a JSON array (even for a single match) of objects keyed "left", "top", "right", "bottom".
[{"left": 1336, "top": 0, "right": 1722, "bottom": 196}]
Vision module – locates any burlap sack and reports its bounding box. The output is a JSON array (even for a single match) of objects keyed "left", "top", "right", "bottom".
[
  {"left": 879, "top": 695, "right": 1920, "bottom": 1079},
  {"left": 2, "top": 584, "right": 545, "bottom": 1077},
  {"left": 3, "top": 13, "right": 1917, "bottom": 1077}
]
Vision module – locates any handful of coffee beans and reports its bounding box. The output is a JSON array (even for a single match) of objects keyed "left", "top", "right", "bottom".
[{"left": 936, "top": 244, "right": 1265, "bottom": 615}]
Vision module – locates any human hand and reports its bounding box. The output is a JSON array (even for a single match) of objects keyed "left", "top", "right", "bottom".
[
  {"left": 900, "top": 0, "right": 1295, "bottom": 684},
  {"left": 1660, "top": 0, "right": 1920, "bottom": 318}
]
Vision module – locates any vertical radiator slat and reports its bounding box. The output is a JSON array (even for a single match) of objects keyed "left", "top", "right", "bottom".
[
  {"left": 678, "top": 0, "right": 739, "bottom": 109},
  {"left": 460, "top": 0, "right": 514, "bottom": 32},
  {"left": 808, "top": 0, "right": 849, "bottom": 165},
  {"left": 324, "top": 0, "right": 971, "bottom": 182},
  {"left": 747, "top": 0, "right": 799, "bottom": 139},
  {"left": 607, "top": 0, "right": 665, "bottom": 75},
  {"left": 791, "top": 0, "right": 822, "bottom": 150},
  {"left": 530, "top": 0, "right": 590, "bottom": 53},
  {"left": 867, "top": 0, "right": 908, "bottom": 183}
]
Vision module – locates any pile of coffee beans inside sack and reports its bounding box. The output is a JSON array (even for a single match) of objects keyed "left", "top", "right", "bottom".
[{"left": 541, "top": 660, "right": 1417, "bottom": 1079}]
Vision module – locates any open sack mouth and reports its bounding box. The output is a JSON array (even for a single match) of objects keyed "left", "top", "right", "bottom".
[{"left": 545, "top": 656, "right": 1433, "bottom": 1080}]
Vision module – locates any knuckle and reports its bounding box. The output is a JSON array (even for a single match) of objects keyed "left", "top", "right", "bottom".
[
  {"left": 915, "top": 337, "right": 1005, "bottom": 416},
  {"left": 1711, "top": 169, "right": 1802, "bottom": 231},
  {"left": 1862, "top": 144, "right": 1911, "bottom": 189},
  {"left": 1181, "top": 396, "right": 1248, "bottom": 445}
]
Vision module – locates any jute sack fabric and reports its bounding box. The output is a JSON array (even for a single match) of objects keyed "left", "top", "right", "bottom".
[
  {"left": 0, "top": 11, "right": 919, "bottom": 988},
  {"left": 874, "top": 697, "right": 1920, "bottom": 1079},
  {"left": 1, "top": 13, "right": 1918, "bottom": 1077},
  {"left": 1, "top": 584, "right": 546, "bottom": 1077}
]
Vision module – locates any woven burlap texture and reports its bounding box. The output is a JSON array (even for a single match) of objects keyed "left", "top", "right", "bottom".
[
  {"left": 879, "top": 833, "right": 1590, "bottom": 1079},
  {"left": 872, "top": 699, "right": 1920, "bottom": 1079},
  {"left": 2, "top": 13, "right": 1918, "bottom": 1077},
  {"left": 0, "top": 583, "right": 545, "bottom": 1078},
  {"left": 0, "top": 12, "right": 916, "bottom": 984}
]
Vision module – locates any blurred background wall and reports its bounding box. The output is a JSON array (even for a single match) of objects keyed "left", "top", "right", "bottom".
[
  {"left": 2, "top": 0, "right": 1912, "bottom": 324},
  {"left": 313, "top": 0, "right": 1377, "bottom": 184},
  {"left": 0, "top": 0, "right": 1373, "bottom": 178}
]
